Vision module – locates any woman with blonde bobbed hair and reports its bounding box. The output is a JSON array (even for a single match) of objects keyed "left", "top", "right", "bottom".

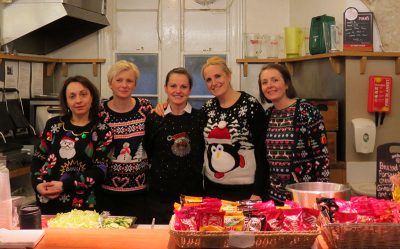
[
  {"left": 200, "top": 56, "right": 268, "bottom": 201},
  {"left": 98, "top": 60, "right": 152, "bottom": 223}
]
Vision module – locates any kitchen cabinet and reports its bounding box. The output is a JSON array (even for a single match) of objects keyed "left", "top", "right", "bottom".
[{"left": 0, "top": 54, "right": 105, "bottom": 77}]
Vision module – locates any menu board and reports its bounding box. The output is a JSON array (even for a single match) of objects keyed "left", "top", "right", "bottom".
[
  {"left": 343, "top": 7, "right": 373, "bottom": 51},
  {"left": 376, "top": 143, "right": 400, "bottom": 199}
]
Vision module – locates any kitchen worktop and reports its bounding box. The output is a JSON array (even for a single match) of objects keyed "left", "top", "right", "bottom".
[{"left": 32, "top": 227, "right": 329, "bottom": 249}]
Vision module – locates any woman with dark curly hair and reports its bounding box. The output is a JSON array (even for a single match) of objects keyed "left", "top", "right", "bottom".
[{"left": 31, "top": 75, "right": 113, "bottom": 214}]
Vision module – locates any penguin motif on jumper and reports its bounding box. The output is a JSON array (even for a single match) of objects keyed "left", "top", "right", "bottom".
[
  {"left": 116, "top": 142, "right": 133, "bottom": 162},
  {"left": 206, "top": 121, "right": 245, "bottom": 179},
  {"left": 169, "top": 132, "right": 191, "bottom": 157},
  {"left": 59, "top": 136, "right": 77, "bottom": 159}
]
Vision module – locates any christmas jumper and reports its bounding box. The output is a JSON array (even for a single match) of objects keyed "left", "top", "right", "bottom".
[
  {"left": 100, "top": 97, "right": 152, "bottom": 194},
  {"left": 144, "top": 105, "right": 204, "bottom": 199},
  {"left": 201, "top": 91, "right": 268, "bottom": 200},
  {"left": 31, "top": 115, "right": 113, "bottom": 214},
  {"left": 265, "top": 99, "right": 330, "bottom": 204}
]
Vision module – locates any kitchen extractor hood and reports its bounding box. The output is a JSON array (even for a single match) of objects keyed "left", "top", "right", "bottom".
[{"left": 1, "top": 0, "right": 109, "bottom": 55}]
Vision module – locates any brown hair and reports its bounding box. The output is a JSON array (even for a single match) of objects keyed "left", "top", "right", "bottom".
[
  {"left": 201, "top": 56, "right": 232, "bottom": 80},
  {"left": 258, "top": 63, "right": 297, "bottom": 103},
  {"left": 59, "top": 75, "right": 100, "bottom": 121},
  {"left": 165, "top": 67, "right": 193, "bottom": 89}
]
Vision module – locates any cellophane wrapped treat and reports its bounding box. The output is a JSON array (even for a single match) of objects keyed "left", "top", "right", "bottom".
[{"left": 173, "top": 195, "right": 320, "bottom": 232}]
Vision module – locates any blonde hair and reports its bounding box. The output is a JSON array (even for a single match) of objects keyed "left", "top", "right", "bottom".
[
  {"left": 107, "top": 60, "right": 140, "bottom": 84},
  {"left": 201, "top": 56, "right": 232, "bottom": 80}
]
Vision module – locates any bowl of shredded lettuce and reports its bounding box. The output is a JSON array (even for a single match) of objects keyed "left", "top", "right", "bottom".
[{"left": 47, "top": 209, "right": 135, "bottom": 229}]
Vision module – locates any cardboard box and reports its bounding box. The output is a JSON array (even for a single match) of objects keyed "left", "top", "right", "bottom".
[
  {"left": 309, "top": 100, "right": 339, "bottom": 131},
  {"left": 327, "top": 131, "right": 337, "bottom": 164}
]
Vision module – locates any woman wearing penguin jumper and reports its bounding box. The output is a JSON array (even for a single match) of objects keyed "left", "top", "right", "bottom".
[
  {"left": 201, "top": 57, "right": 268, "bottom": 201},
  {"left": 154, "top": 57, "right": 268, "bottom": 201}
]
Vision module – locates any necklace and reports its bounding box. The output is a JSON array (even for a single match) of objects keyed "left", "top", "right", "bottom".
[{"left": 62, "top": 122, "right": 89, "bottom": 139}]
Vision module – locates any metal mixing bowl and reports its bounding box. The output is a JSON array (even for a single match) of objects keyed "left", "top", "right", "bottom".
[{"left": 286, "top": 182, "right": 351, "bottom": 208}]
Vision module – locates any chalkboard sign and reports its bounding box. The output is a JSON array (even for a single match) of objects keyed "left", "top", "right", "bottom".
[
  {"left": 376, "top": 143, "right": 400, "bottom": 199},
  {"left": 343, "top": 7, "right": 373, "bottom": 51}
]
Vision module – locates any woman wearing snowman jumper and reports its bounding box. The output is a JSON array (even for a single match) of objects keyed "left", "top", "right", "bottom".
[{"left": 99, "top": 61, "right": 152, "bottom": 223}]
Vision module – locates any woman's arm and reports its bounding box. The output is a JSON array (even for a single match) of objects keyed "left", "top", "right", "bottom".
[
  {"left": 306, "top": 105, "right": 330, "bottom": 182},
  {"left": 250, "top": 102, "right": 268, "bottom": 199}
]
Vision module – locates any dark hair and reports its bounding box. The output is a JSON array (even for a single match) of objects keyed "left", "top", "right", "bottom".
[
  {"left": 258, "top": 63, "right": 297, "bottom": 103},
  {"left": 59, "top": 75, "right": 100, "bottom": 121},
  {"left": 165, "top": 67, "right": 193, "bottom": 89}
]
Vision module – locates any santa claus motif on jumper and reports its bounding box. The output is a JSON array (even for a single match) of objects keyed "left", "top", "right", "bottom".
[
  {"left": 116, "top": 142, "right": 133, "bottom": 162},
  {"left": 206, "top": 121, "right": 245, "bottom": 179},
  {"left": 168, "top": 132, "right": 191, "bottom": 157},
  {"left": 59, "top": 136, "right": 77, "bottom": 159}
]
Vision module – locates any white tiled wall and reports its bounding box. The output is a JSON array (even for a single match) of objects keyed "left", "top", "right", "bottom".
[{"left": 346, "top": 161, "right": 377, "bottom": 183}]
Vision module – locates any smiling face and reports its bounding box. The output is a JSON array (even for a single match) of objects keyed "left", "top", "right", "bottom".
[
  {"left": 165, "top": 73, "right": 191, "bottom": 107},
  {"left": 110, "top": 69, "right": 137, "bottom": 100},
  {"left": 260, "top": 68, "right": 289, "bottom": 105},
  {"left": 66, "top": 82, "right": 93, "bottom": 119},
  {"left": 203, "top": 65, "right": 231, "bottom": 98}
]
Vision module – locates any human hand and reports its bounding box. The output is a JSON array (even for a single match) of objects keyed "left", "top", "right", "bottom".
[
  {"left": 151, "top": 102, "right": 168, "bottom": 117},
  {"left": 36, "top": 181, "right": 63, "bottom": 199}
]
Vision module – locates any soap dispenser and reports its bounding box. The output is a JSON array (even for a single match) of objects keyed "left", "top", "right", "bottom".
[{"left": 351, "top": 118, "right": 376, "bottom": 154}]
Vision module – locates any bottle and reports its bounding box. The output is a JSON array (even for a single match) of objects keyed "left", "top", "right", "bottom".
[{"left": 0, "top": 164, "right": 12, "bottom": 229}]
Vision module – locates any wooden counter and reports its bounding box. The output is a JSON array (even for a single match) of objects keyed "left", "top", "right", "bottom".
[{"left": 34, "top": 228, "right": 329, "bottom": 249}]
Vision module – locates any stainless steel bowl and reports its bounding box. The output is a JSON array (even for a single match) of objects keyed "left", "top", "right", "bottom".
[{"left": 286, "top": 182, "right": 351, "bottom": 208}]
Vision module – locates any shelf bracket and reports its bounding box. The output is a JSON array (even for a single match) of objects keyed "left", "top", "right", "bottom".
[
  {"left": 329, "top": 57, "right": 341, "bottom": 74},
  {"left": 360, "top": 56, "right": 368, "bottom": 74},
  {"left": 46, "top": 62, "right": 56, "bottom": 76},
  {"left": 92, "top": 62, "right": 98, "bottom": 77},
  {"left": 62, "top": 62, "right": 68, "bottom": 77},
  {"left": 395, "top": 57, "right": 400, "bottom": 75},
  {"left": 285, "top": 62, "right": 294, "bottom": 76},
  {"left": 243, "top": 62, "right": 248, "bottom": 77}
]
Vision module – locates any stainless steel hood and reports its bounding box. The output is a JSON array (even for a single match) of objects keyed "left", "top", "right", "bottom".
[{"left": 1, "top": 0, "right": 109, "bottom": 55}]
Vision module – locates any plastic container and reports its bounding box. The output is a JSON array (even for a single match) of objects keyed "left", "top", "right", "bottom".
[{"left": 19, "top": 205, "right": 42, "bottom": 229}]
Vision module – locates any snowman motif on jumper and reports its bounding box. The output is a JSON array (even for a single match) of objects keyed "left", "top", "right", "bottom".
[
  {"left": 168, "top": 132, "right": 191, "bottom": 157},
  {"left": 206, "top": 121, "right": 245, "bottom": 179},
  {"left": 59, "top": 136, "right": 77, "bottom": 159},
  {"left": 116, "top": 142, "right": 133, "bottom": 162}
]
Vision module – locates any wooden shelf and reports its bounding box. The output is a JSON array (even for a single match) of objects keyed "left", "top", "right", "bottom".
[
  {"left": 0, "top": 53, "right": 106, "bottom": 77},
  {"left": 9, "top": 166, "right": 31, "bottom": 179},
  {"left": 237, "top": 51, "right": 400, "bottom": 77}
]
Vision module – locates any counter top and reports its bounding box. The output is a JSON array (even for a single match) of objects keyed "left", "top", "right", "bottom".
[{"left": 33, "top": 227, "right": 329, "bottom": 249}]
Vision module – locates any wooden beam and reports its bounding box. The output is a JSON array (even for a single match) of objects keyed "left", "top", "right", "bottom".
[
  {"left": 395, "top": 57, "right": 400, "bottom": 75},
  {"left": 46, "top": 62, "right": 56, "bottom": 76},
  {"left": 62, "top": 62, "right": 68, "bottom": 77},
  {"left": 285, "top": 62, "right": 294, "bottom": 76},
  {"left": 92, "top": 62, "right": 98, "bottom": 77},
  {"left": 329, "top": 57, "right": 341, "bottom": 74},
  {"left": 360, "top": 56, "right": 368, "bottom": 74},
  {"left": 243, "top": 62, "right": 248, "bottom": 77}
]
